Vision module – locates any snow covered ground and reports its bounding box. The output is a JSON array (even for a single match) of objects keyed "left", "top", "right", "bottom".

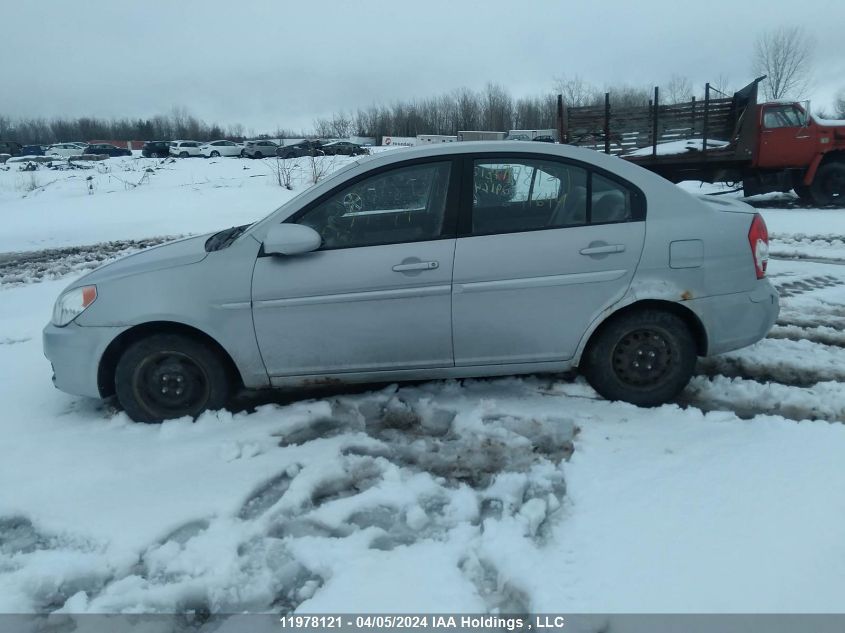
[{"left": 1, "top": 153, "right": 845, "bottom": 621}]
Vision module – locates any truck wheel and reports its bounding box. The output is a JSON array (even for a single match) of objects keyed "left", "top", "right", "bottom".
[
  {"left": 794, "top": 184, "right": 814, "bottom": 203},
  {"left": 810, "top": 163, "right": 845, "bottom": 206},
  {"left": 115, "top": 334, "right": 231, "bottom": 423},
  {"left": 581, "top": 309, "right": 697, "bottom": 407}
]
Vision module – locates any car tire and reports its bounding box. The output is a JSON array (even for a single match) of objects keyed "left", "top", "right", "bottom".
[
  {"left": 114, "top": 333, "right": 231, "bottom": 423},
  {"left": 581, "top": 309, "right": 697, "bottom": 407},
  {"left": 179, "top": 151, "right": 189, "bottom": 158},
  {"left": 809, "top": 162, "right": 845, "bottom": 206},
  {"left": 210, "top": 150, "right": 220, "bottom": 158}
]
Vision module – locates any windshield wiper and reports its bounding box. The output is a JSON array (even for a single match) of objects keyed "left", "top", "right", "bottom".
[{"left": 205, "top": 224, "right": 250, "bottom": 252}]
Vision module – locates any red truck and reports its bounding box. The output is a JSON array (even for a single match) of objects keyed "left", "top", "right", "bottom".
[{"left": 559, "top": 77, "right": 845, "bottom": 205}]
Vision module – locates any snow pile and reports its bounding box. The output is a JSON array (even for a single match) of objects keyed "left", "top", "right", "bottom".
[{"left": 627, "top": 138, "right": 729, "bottom": 157}]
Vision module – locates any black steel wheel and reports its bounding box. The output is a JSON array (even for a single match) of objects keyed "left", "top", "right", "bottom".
[
  {"left": 810, "top": 162, "right": 845, "bottom": 206},
  {"left": 115, "top": 334, "right": 231, "bottom": 422},
  {"left": 581, "top": 309, "right": 697, "bottom": 406},
  {"left": 611, "top": 328, "right": 674, "bottom": 387}
]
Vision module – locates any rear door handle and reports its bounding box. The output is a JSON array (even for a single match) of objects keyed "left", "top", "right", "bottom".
[
  {"left": 392, "top": 261, "right": 439, "bottom": 272},
  {"left": 580, "top": 244, "right": 625, "bottom": 256}
]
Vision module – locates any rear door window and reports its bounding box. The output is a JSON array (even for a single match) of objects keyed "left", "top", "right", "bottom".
[
  {"left": 468, "top": 156, "right": 643, "bottom": 235},
  {"left": 471, "top": 159, "right": 588, "bottom": 234}
]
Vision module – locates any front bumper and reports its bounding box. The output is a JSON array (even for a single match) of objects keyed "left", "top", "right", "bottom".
[
  {"left": 687, "top": 279, "right": 780, "bottom": 356},
  {"left": 43, "top": 322, "right": 128, "bottom": 399}
]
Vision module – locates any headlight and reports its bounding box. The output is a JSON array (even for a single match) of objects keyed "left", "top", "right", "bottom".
[{"left": 52, "top": 285, "right": 97, "bottom": 327}]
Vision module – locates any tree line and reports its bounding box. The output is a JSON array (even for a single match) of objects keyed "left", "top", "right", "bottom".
[{"left": 0, "top": 107, "right": 249, "bottom": 145}]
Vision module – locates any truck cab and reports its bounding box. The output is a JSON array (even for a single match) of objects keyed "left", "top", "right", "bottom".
[{"left": 754, "top": 101, "right": 845, "bottom": 204}]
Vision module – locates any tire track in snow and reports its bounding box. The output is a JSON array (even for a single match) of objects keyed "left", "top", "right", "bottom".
[
  {"left": 767, "top": 324, "right": 845, "bottom": 348},
  {"left": 681, "top": 375, "right": 845, "bottom": 424},
  {"left": 3, "top": 390, "right": 574, "bottom": 614},
  {"left": 696, "top": 337, "right": 845, "bottom": 387}
]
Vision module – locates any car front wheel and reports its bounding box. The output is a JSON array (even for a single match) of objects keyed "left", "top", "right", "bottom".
[
  {"left": 115, "top": 334, "right": 231, "bottom": 423},
  {"left": 210, "top": 150, "right": 220, "bottom": 158},
  {"left": 581, "top": 309, "right": 696, "bottom": 406}
]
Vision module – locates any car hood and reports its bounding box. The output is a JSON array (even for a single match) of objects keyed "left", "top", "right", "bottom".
[{"left": 74, "top": 234, "right": 210, "bottom": 287}]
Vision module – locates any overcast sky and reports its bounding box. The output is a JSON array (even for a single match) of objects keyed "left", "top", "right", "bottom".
[{"left": 3, "top": 0, "right": 844, "bottom": 133}]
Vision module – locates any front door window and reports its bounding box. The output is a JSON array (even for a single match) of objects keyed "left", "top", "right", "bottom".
[{"left": 298, "top": 161, "right": 452, "bottom": 249}]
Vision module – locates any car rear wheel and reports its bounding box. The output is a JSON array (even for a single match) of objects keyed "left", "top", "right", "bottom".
[
  {"left": 115, "top": 334, "right": 231, "bottom": 423},
  {"left": 179, "top": 151, "right": 189, "bottom": 158},
  {"left": 581, "top": 309, "right": 697, "bottom": 406},
  {"left": 810, "top": 163, "right": 845, "bottom": 206}
]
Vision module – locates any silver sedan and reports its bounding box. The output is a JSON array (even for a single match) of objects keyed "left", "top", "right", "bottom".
[{"left": 44, "top": 142, "right": 778, "bottom": 422}]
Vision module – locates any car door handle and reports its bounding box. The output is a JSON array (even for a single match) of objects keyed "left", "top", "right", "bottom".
[
  {"left": 580, "top": 244, "right": 625, "bottom": 256},
  {"left": 392, "top": 261, "right": 439, "bottom": 272}
]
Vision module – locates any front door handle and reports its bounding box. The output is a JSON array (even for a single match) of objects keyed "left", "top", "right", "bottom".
[
  {"left": 580, "top": 244, "right": 625, "bottom": 256},
  {"left": 392, "top": 261, "right": 439, "bottom": 272}
]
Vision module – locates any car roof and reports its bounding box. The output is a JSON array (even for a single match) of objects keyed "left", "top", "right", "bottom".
[{"left": 359, "top": 141, "right": 644, "bottom": 176}]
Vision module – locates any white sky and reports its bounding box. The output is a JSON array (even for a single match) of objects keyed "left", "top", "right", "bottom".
[{"left": 2, "top": 0, "right": 843, "bottom": 133}]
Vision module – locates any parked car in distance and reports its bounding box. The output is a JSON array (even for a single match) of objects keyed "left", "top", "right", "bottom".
[
  {"left": 276, "top": 140, "right": 325, "bottom": 158},
  {"left": 0, "top": 141, "right": 23, "bottom": 156},
  {"left": 242, "top": 140, "right": 280, "bottom": 158},
  {"left": 47, "top": 143, "right": 87, "bottom": 158},
  {"left": 200, "top": 140, "right": 243, "bottom": 158},
  {"left": 169, "top": 141, "right": 203, "bottom": 158},
  {"left": 43, "top": 141, "right": 779, "bottom": 422},
  {"left": 532, "top": 135, "right": 556, "bottom": 143},
  {"left": 20, "top": 144, "right": 45, "bottom": 156},
  {"left": 321, "top": 141, "right": 368, "bottom": 156},
  {"left": 141, "top": 141, "right": 171, "bottom": 158},
  {"left": 83, "top": 143, "right": 132, "bottom": 157}
]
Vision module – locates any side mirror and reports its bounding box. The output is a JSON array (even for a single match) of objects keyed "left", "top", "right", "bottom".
[{"left": 263, "top": 223, "right": 321, "bottom": 256}]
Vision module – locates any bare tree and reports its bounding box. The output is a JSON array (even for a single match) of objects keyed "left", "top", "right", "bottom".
[
  {"left": 711, "top": 73, "right": 733, "bottom": 97},
  {"left": 835, "top": 89, "right": 845, "bottom": 119},
  {"left": 664, "top": 75, "right": 693, "bottom": 104},
  {"left": 752, "top": 26, "right": 814, "bottom": 100},
  {"left": 265, "top": 157, "right": 298, "bottom": 189},
  {"left": 554, "top": 75, "right": 598, "bottom": 108},
  {"left": 307, "top": 154, "right": 332, "bottom": 184},
  {"left": 602, "top": 84, "right": 651, "bottom": 108}
]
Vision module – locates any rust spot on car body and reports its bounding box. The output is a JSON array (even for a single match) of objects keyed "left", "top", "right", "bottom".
[{"left": 681, "top": 290, "right": 693, "bottom": 301}]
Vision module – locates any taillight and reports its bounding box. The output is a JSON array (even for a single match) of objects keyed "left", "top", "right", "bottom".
[{"left": 748, "top": 213, "right": 769, "bottom": 279}]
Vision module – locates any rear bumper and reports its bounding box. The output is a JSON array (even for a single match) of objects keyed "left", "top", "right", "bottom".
[
  {"left": 687, "top": 279, "right": 780, "bottom": 356},
  {"left": 43, "top": 322, "right": 127, "bottom": 399}
]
